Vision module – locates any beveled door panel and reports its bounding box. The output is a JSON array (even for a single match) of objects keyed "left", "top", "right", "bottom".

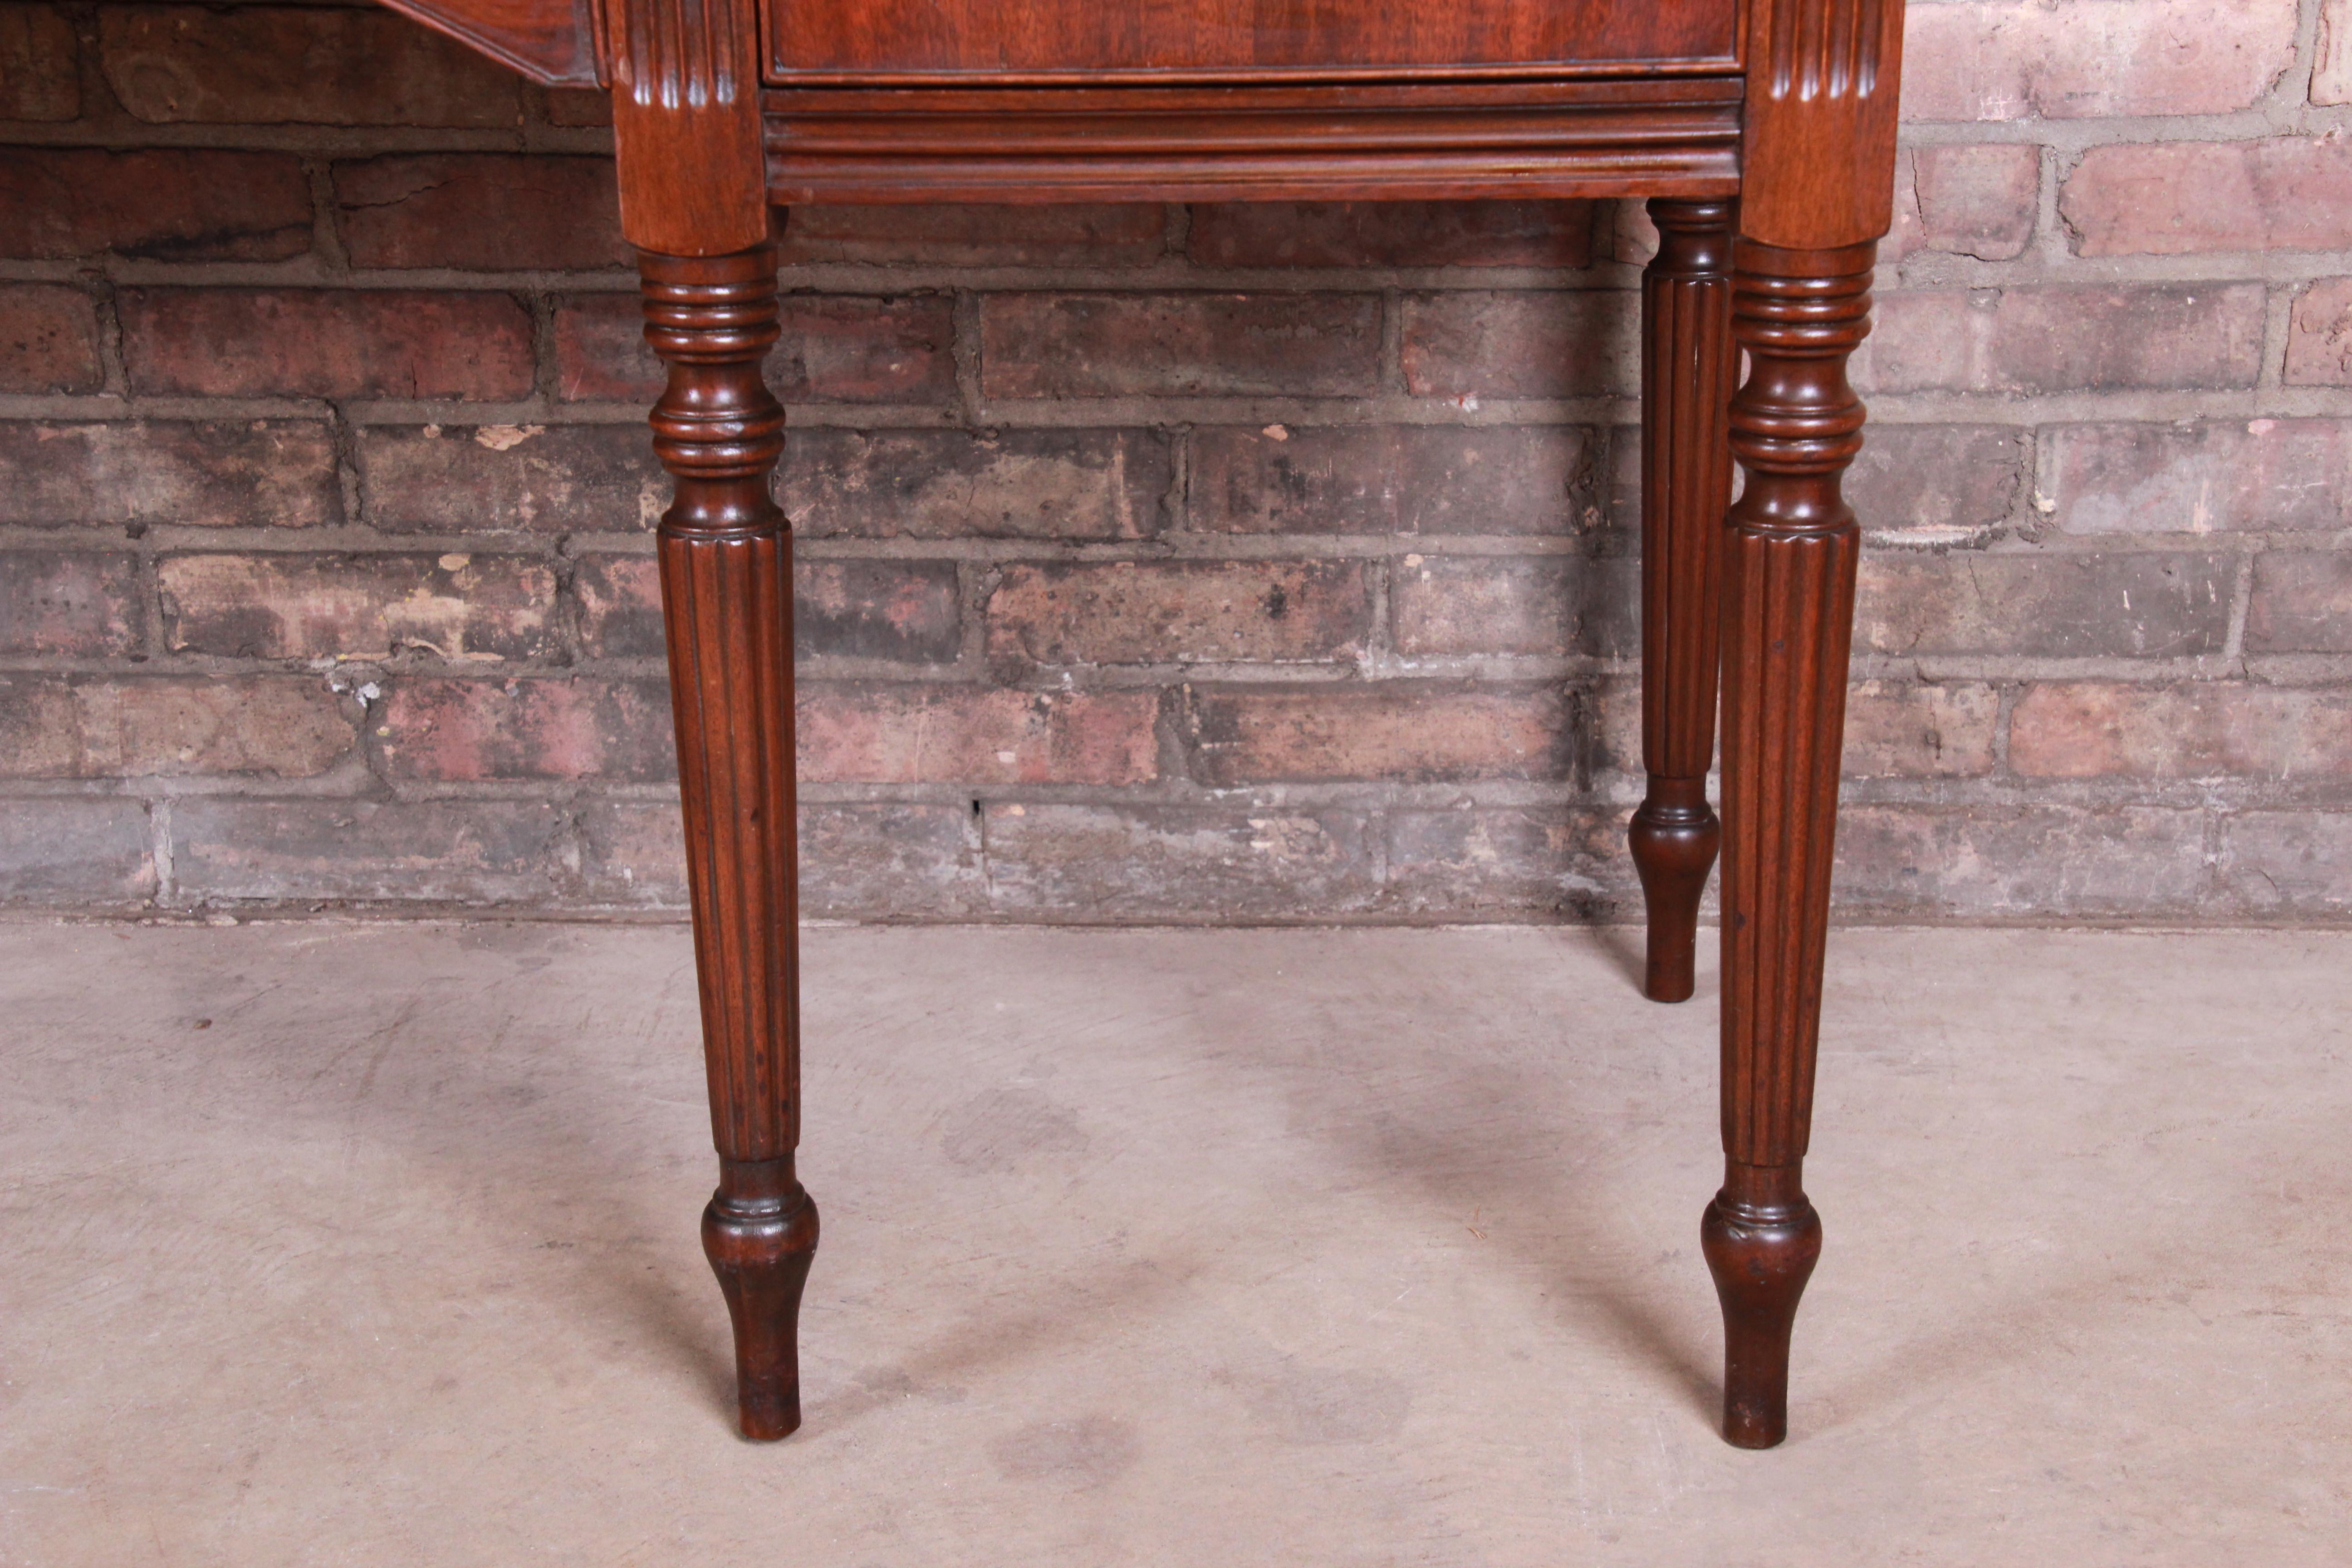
[{"left": 762, "top": 0, "right": 1744, "bottom": 85}]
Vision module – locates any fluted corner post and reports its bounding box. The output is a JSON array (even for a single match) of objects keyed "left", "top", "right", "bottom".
[
  {"left": 1629, "top": 197, "right": 1739, "bottom": 1004},
  {"left": 1701, "top": 238, "right": 1874, "bottom": 1450},
  {"left": 640, "top": 242, "right": 818, "bottom": 1441}
]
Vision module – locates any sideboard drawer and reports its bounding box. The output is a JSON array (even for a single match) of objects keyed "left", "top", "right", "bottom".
[{"left": 761, "top": 0, "right": 1744, "bottom": 86}]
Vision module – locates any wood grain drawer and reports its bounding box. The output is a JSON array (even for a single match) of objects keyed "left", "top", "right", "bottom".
[{"left": 761, "top": 0, "right": 1744, "bottom": 86}]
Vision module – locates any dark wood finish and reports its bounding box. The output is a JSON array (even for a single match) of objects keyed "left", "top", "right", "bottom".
[
  {"left": 314, "top": 0, "right": 1912, "bottom": 1450},
  {"left": 641, "top": 243, "right": 819, "bottom": 1440},
  {"left": 1628, "top": 196, "right": 1736, "bottom": 1005}
]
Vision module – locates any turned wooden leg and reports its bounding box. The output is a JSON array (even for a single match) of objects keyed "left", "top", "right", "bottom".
[
  {"left": 1628, "top": 197, "right": 1738, "bottom": 1004},
  {"left": 642, "top": 241, "right": 818, "bottom": 1441},
  {"left": 1702, "top": 238, "right": 1872, "bottom": 1449}
]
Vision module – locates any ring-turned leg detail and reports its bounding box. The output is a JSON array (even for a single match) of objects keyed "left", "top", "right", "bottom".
[
  {"left": 1704, "top": 237, "right": 1874, "bottom": 1450},
  {"left": 641, "top": 240, "right": 819, "bottom": 1441}
]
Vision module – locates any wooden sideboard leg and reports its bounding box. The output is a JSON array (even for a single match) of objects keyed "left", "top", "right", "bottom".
[
  {"left": 1702, "top": 238, "right": 1873, "bottom": 1450},
  {"left": 641, "top": 241, "right": 818, "bottom": 1441},
  {"left": 1628, "top": 197, "right": 1738, "bottom": 1004}
]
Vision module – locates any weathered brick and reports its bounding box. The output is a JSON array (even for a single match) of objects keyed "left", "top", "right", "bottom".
[
  {"left": 555, "top": 292, "right": 956, "bottom": 404},
  {"left": 359, "top": 424, "right": 662, "bottom": 534},
  {"left": 987, "top": 560, "right": 1372, "bottom": 667},
  {"left": 0, "top": 149, "right": 310, "bottom": 261},
  {"left": 1847, "top": 425, "right": 2028, "bottom": 540},
  {"left": 333, "top": 155, "right": 627, "bottom": 271},
  {"left": 1858, "top": 285, "right": 2265, "bottom": 394},
  {"left": 2246, "top": 553, "right": 2352, "bottom": 653},
  {"left": 0, "top": 421, "right": 340, "bottom": 529},
  {"left": 121, "top": 289, "right": 534, "bottom": 400},
  {"left": 1400, "top": 291, "right": 1638, "bottom": 399},
  {"left": 1188, "top": 201, "right": 1594, "bottom": 269},
  {"left": 581, "top": 799, "right": 989, "bottom": 916},
  {"left": 577, "top": 799, "right": 686, "bottom": 905},
  {"left": 1840, "top": 680, "right": 2001, "bottom": 779},
  {"left": 981, "top": 804, "right": 1378, "bottom": 919},
  {"left": 0, "top": 674, "right": 352, "bottom": 779},
  {"left": 981, "top": 292, "right": 1381, "bottom": 398},
  {"left": 2285, "top": 279, "right": 2352, "bottom": 387},
  {"left": 1390, "top": 554, "right": 1634, "bottom": 657},
  {"left": 779, "top": 204, "right": 1166, "bottom": 266},
  {"left": 99, "top": 5, "right": 521, "bottom": 127},
  {"left": 2061, "top": 139, "right": 2352, "bottom": 257},
  {"left": 799, "top": 684, "right": 1158, "bottom": 785},
  {"left": 0, "top": 5, "right": 78, "bottom": 120},
  {"left": 1188, "top": 425, "right": 1598, "bottom": 535},
  {"left": 1856, "top": 550, "right": 2230, "bottom": 659},
  {"left": 1911, "top": 144, "right": 2039, "bottom": 261},
  {"left": 1834, "top": 806, "right": 2210, "bottom": 916},
  {"left": 543, "top": 87, "right": 611, "bottom": 127},
  {"left": 157, "top": 553, "right": 557, "bottom": 661},
  {"left": 2048, "top": 420, "right": 2352, "bottom": 534},
  {"left": 0, "top": 551, "right": 139, "bottom": 656},
  {"left": 378, "top": 676, "right": 673, "bottom": 781},
  {"left": 573, "top": 554, "right": 664, "bottom": 657},
  {"left": 2318, "top": 0, "right": 2352, "bottom": 106},
  {"left": 799, "top": 559, "right": 962, "bottom": 664},
  {"left": 1382, "top": 808, "right": 1627, "bottom": 918},
  {"left": 1900, "top": 0, "right": 2297, "bottom": 122},
  {"left": 170, "top": 799, "right": 563, "bottom": 904},
  {"left": 1180, "top": 684, "right": 1569, "bottom": 785},
  {"left": 783, "top": 428, "right": 1172, "bottom": 540},
  {"left": 0, "top": 284, "right": 103, "bottom": 394},
  {"left": 0, "top": 800, "right": 154, "bottom": 905},
  {"left": 2011, "top": 682, "right": 2352, "bottom": 780},
  {"left": 2222, "top": 812, "right": 2352, "bottom": 915}
]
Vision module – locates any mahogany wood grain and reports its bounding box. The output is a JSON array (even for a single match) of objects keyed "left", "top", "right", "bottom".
[
  {"left": 1739, "top": 0, "right": 1904, "bottom": 247},
  {"left": 642, "top": 244, "right": 818, "bottom": 1440},
  {"left": 1628, "top": 197, "right": 1736, "bottom": 1005},
  {"left": 608, "top": 0, "right": 771, "bottom": 255}
]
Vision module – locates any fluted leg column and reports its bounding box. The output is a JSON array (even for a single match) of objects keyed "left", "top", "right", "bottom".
[
  {"left": 1628, "top": 198, "right": 1738, "bottom": 1004},
  {"left": 641, "top": 242, "right": 818, "bottom": 1441},
  {"left": 1702, "top": 239, "right": 1873, "bottom": 1450}
]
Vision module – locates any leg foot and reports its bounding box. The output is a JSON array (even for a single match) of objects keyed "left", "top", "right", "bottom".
[
  {"left": 703, "top": 1156, "right": 820, "bottom": 1441},
  {"left": 1700, "top": 1161, "right": 1820, "bottom": 1448},
  {"left": 1630, "top": 777, "right": 1719, "bottom": 1003}
]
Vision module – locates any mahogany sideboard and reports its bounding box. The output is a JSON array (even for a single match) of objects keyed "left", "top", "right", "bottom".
[{"left": 355, "top": 0, "right": 1903, "bottom": 1450}]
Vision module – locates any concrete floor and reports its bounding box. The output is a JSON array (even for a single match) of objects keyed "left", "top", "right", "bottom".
[{"left": 1, "top": 921, "right": 2347, "bottom": 1566}]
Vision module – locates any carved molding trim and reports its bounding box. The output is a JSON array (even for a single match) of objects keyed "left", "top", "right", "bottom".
[
  {"left": 1740, "top": 0, "right": 1904, "bottom": 248},
  {"left": 605, "top": 0, "right": 745, "bottom": 111}
]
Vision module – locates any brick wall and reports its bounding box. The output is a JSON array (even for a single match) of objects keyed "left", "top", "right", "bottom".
[{"left": 2, "top": 0, "right": 2348, "bottom": 922}]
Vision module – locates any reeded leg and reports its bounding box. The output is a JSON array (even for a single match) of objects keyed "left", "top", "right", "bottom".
[
  {"left": 1629, "top": 198, "right": 1739, "bottom": 1004},
  {"left": 1703, "top": 238, "right": 1873, "bottom": 1449},
  {"left": 641, "top": 241, "right": 819, "bottom": 1441}
]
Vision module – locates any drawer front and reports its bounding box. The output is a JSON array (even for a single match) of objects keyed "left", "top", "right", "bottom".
[{"left": 763, "top": 0, "right": 1743, "bottom": 85}]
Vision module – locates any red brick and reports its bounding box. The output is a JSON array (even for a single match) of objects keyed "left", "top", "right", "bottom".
[
  {"left": 574, "top": 554, "right": 664, "bottom": 658},
  {"left": 121, "top": 289, "right": 534, "bottom": 401},
  {"left": 1401, "top": 292, "right": 1638, "bottom": 399},
  {"left": 99, "top": 5, "right": 521, "bottom": 127},
  {"left": 1911, "top": 145, "right": 2039, "bottom": 261},
  {"left": 1840, "top": 681, "right": 2001, "bottom": 779},
  {"left": 2285, "top": 279, "right": 2352, "bottom": 386},
  {"left": 1187, "top": 202, "right": 1593, "bottom": 269},
  {"left": 783, "top": 428, "right": 1172, "bottom": 541},
  {"left": 2047, "top": 420, "right": 2352, "bottom": 534},
  {"left": 2246, "top": 553, "right": 2352, "bottom": 653},
  {"left": 359, "top": 424, "right": 661, "bottom": 534},
  {"left": 1846, "top": 425, "right": 2029, "bottom": 541},
  {"left": 2061, "top": 139, "right": 2352, "bottom": 257},
  {"left": 1834, "top": 806, "right": 2208, "bottom": 916},
  {"left": 799, "top": 559, "right": 962, "bottom": 664},
  {"left": 554, "top": 292, "right": 956, "bottom": 404},
  {"left": 0, "top": 149, "right": 311, "bottom": 262},
  {"left": 1180, "top": 684, "right": 1568, "bottom": 785},
  {"left": 0, "top": 800, "right": 155, "bottom": 906},
  {"left": 982, "top": 804, "right": 1378, "bottom": 919},
  {"left": 0, "top": 674, "right": 353, "bottom": 779},
  {"left": 2011, "top": 682, "right": 2352, "bottom": 780},
  {"left": 543, "top": 88, "right": 612, "bottom": 127},
  {"left": 1382, "top": 808, "right": 1625, "bottom": 918},
  {"left": 1390, "top": 555, "right": 1634, "bottom": 657},
  {"left": 1900, "top": 0, "right": 2297, "bottom": 122},
  {"left": 1858, "top": 285, "right": 2264, "bottom": 395},
  {"left": 980, "top": 293, "right": 1380, "bottom": 398},
  {"left": 169, "top": 799, "right": 563, "bottom": 904},
  {"left": 778, "top": 205, "right": 1166, "bottom": 266},
  {"left": 333, "top": 156, "right": 627, "bottom": 272},
  {"left": 378, "top": 676, "right": 673, "bottom": 782},
  {"left": 798, "top": 684, "right": 1158, "bottom": 785},
  {"left": 0, "top": 421, "right": 341, "bottom": 529},
  {"left": 0, "top": 551, "right": 139, "bottom": 657},
  {"left": 987, "top": 561, "right": 1371, "bottom": 666},
  {"left": 0, "top": 284, "right": 103, "bottom": 394},
  {"left": 0, "top": 6, "right": 78, "bottom": 120},
  {"left": 1857, "top": 552, "right": 2230, "bottom": 658},
  {"left": 157, "top": 553, "right": 557, "bottom": 661},
  {"left": 1188, "top": 425, "right": 1599, "bottom": 535},
  {"left": 2318, "top": 0, "right": 2352, "bottom": 105}
]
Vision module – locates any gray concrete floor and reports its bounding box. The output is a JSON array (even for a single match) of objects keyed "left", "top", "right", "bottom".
[{"left": 2, "top": 920, "right": 2347, "bottom": 1566}]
